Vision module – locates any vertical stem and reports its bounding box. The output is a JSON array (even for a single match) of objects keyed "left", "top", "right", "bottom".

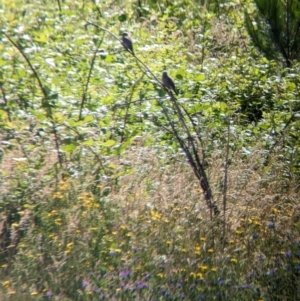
[
  {"left": 56, "top": 0, "right": 61, "bottom": 12},
  {"left": 0, "top": 82, "right": 11, "bottom": 122},
  {"left": 78, "top": 34, "right": 104, "bottom": 121},
  {"left": 222, "top": 117, "right": 230, "bottom": 246},
  {"left": 5, "top": 33, "right": 63, "bottom": 168}
]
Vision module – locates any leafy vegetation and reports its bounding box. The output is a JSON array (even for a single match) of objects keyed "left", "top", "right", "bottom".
[
  {"left": 1, "top": 0, "right": 300, "bottom": 300},
  {"left": 245, "top": 0, "right": 300, "bottom": 67}
]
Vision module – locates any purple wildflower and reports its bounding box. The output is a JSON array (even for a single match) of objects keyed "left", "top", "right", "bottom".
[
  {"left": 285, "top": 251, "right": 292, "bottom": 258},
  {"left": 45, "top": 291, "right": 53, "bottom": 297},
  {"left": 219, "top": 278, "right": 225, "bottom": 285},
  {"left": 82, "top": 280, "right": 89, "bottom": 288},
  {"left": 268, "top": 222, "right": 275, "bottom": 229},
  {"left": 189, "top": 284, "right": 196, "bottom": 290},
  {"left": 132, "top": 247, "right": 139, "bottom": 253},
  {"left": 135, "top": 281, "right": 148, "bottom": 290},
  {"left": 286, "top": 232, "right": 292, "bottom": 239},
  {"left": 267, "top": 268, "right": 276, "bottom": 276},
  {"left": 120, "top": 270, "right": 131, "bottom": 279},
  {"left": 160, "top": 289, "right": 170, "bottom": 296}
]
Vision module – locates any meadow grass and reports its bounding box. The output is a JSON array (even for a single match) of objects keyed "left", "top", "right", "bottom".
[{"left": 1, "top": 140, "right": 299, "bottom": 300}]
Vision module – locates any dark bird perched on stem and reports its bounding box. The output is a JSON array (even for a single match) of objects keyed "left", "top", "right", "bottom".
[
  {"left": 162, "top": 71, "right": 178, "bottom": 95},
  {"left": 121, "top": 32, "right": 135, "bottom": 55}
]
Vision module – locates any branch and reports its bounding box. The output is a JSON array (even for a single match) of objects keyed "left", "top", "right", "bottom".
[
  {"left": 4, "top": 33, "right": 63, "bottom": 168},
  {"left": 0, "top": 81, "right": 12, "bottom": 122},
  {"left": 85, "top": 22, "right": 219, "bottom": 215},
  {"left": 78, "top": 31, "right": 105, "bottom": 120}
]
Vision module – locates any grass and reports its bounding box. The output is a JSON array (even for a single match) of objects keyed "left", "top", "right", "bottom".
[{"left": 1, "top": 139, "right": 299, "bottom": 300}]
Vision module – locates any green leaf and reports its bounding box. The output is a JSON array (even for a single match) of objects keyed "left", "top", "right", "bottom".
[
  {"left": 195, "top": 74, "right": 205, "bottom": 81},
  {"left": 83, "top": 139, "right": 94, "bottom": 146},
  {"left": 118, "top": 14, "right": 127, "bottom": 22},
  {"left": 54, "top": 112, "right": 65, "bottom": 122},
  {"left": 105, "top": 55, "right": 115, "bottom": 63},
  {"left": 61, "top": 143, "right": 77, "bottom": 152},
  {"left": 31, "top": 111, "right": 47, "bottom": 121},
  {"left": 83, "top": 115, "right": 94, "bottom": 123},
  {"left": 100, "top": 140, "right": 116, "bottom": 147}
]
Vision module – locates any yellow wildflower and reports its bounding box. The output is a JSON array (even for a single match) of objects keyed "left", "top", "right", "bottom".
[
  {"left": 53, "top": 191, "right": 63, "bottom": 199},
  {"left": 8, "top": 289, "right": 16, "bottom": 295},
  {"left": 150, "top": 210, "right": 162, "bottom": 220},
  {"left": 195, "top": 246, "right": 201, "bottom": 255},
  {"left": 55, "top": 218, "right": 62, "bottom": 225},
  {"left": 67, "top": 242, "right": 74, "bottom": 249},
  {"left": 200, "top": 265, "right": 208, "bottom": 271},
  {"left": 254, "top": 221, "right": 262, "bottom": 227},
  {"left": 31, "top": 291, "right": 39, "bottom": 296},
  {"left": 59, "top": 181, "right": 69, "bottom": 190},
  {"left": 3, "top": 280, "right": 10, "bottom": 287}
]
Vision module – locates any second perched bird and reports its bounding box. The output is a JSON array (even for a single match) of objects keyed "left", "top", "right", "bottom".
[
  {"left": 162, "top": 71, "right": 178, "bottom": 95},
  {"left": 121, "top": 32, "right": 135, "bottom": 55}
]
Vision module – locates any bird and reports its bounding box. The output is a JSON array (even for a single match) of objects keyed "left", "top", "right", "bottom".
[
  {"left": 162, "top": 71, "right": 178, "bottom": 95},
  {"left": 121, "top": 32, "right": 135, "bottom": 55}
]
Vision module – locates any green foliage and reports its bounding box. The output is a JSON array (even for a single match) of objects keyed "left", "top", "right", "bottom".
[
  {"left": 245, "top": 0, "right": 300, "bottom": 67},
  {"left": 0, "top": 0, "right": 300, "bottom": 300}
]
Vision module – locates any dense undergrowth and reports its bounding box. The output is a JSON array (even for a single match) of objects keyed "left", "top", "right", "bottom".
[{"left": 1, "top": 0, "right": 300, "bottom": 300}]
